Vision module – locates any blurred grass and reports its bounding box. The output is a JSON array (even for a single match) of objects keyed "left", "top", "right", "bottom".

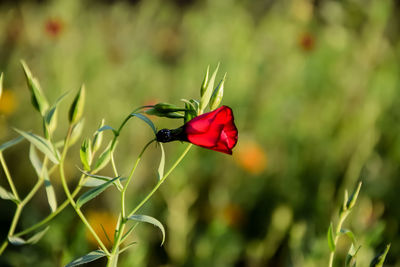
[{"left": 1, "top": 0, "right": 400, "bottom": 266}]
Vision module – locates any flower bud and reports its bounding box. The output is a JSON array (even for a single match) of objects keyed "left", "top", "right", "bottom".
[
  {"left": 80, "top": 138, "right": 92, "bottom": 171},
  {"left": 209, "top": 73, "right": 226, "bottom": 111},
  {"left": 69, "top": 119, "right": 84, "bottom": 147},
  {"left": 345, "top": 181, "right": 362, "bottom": 210},
  {"left": 21, "top": 60, "right": 49, "bottom": 116},
  {"left": 145, "top": 102, "right": 185, "bottom": 118},
  {"left": 69, "top": 84, "right": 85, "bottom": 124}
]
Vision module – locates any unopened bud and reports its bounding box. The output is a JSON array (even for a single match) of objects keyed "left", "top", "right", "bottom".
[
  {"left": 69, "top": 84, "right": 85, "bottom": 124},
  {"left": 209, "top": 73, "right": 226, "bottom": 111}
]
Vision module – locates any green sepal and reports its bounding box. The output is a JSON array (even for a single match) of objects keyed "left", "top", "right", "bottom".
[
  {"left": 65, "top": 250, "right": 107, "bottom": 267},
  {"left": 199, "top": 63, "right": 219, "bottom": 113},
  {"left": 209, "top": 73, "right": 226, "bottom": 111},
  {"left": 327, "top": 222, "right": 336, "bottom": 252},
  {"left": 200, "top": 65, "right": 209, "bottom": 97}
]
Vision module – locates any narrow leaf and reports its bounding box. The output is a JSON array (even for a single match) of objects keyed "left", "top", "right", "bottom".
[
  {"left": 0, "top": 136, "right": 24, "bottom": 152},
  {"left": 327, "top": 223, "right": 336, "bottom": 252},
  {"left": 15, "top": 129, "right": 59, "bottom": 164},
  {"left": 370, "top": 244, "right": 391, "bottom": 267},
  {"left": 79, "top": 170, "right": 120, "bottom": 187},
  {"left": 340, "top": 228, "right": 357, "bottom": 245},
  {"left": 127, "top": 214, "right": 166, "bottom": 245},
  {"left": 97, "top": 125, "right": 116, "bottom": 134},
  {"left": 0, "top": 186, "right": 17, "bottom": 202},
  {"left": 200, "top": 63, "right": 219, "bottom": 112},
  {"left": 43, "top": 169, "right": 57, "bottom": 212},
  {"left": 157, "top": 143, "right": 165, "bottom": 181},
  {"left": 119, "top": 241, "right": 137, "bottom": 254},
  {"left": 65, "top": 250, "right": 107, "bottom": 267},
  {"left": 8, "top": 226, "right": 49, "bottom": 245},
  {"left": 30, "top": 145, "right": 57, "bottom": 212},
  {"left": 76, "top": 176, "right": 120, "bottom": 208},
  {"left": 130, "top": 113, "right": 156, "bottom": 134}
]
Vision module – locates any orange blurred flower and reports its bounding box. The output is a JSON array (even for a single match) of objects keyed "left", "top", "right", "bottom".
[
  {"left": 222, "top": 203, "right": 244, "bottom": 228},
  {"left": 0, "top": 90, "right": 18, "bottom": 116},
  {"left": 86, "top": 210, "right": 118, "bottom": 248},
  {"left": 44, "top": 18, "right": 64, "bottom": 38},
  {"left": 234, "top": 137, "right": 267, "bottom": 175},
  {"left": 298, "top": 32, "right": 315, "bottom": 52}
]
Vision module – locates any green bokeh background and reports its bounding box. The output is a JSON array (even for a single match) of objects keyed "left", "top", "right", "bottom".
[{"left": 1, "top": 0, "right": 400, "bottom": 266}]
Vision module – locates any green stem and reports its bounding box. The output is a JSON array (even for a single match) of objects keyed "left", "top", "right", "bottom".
[
  {"left": 59, "top": 126, "right": 110, "bottom": 255},
  {"left": 107, "top": 140, "right": 155, "bottom": 266},
  {"left": 0, "top": 152, "right": 20, "bottom": 201},
  {"left": 328, "top": 210, "right": 349, "bottom": 267},
  {"left": 107, "top": 143, "right": 192, "bottom": 266}
]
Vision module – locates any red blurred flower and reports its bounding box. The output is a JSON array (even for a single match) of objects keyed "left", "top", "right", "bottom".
[
  {"left": 44, "top": 18, "right": 64, "bottom": 38},
  {"left": 156, "top": 106, "right": 238, "bottom": 155},
  {"left": 298, "top": 32, "right": 315, "bottom": 52}
]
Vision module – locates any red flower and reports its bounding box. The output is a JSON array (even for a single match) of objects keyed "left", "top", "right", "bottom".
[
  {"left": 156, "top": 106, "right": 238, "bottom": 155},
  {"left": 185, "top": 106, "right": 238, "bottom": 154}
]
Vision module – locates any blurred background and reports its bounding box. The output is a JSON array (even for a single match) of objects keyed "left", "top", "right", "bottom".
[{"left": 0, "top": 0, "right": 400, "bottom": 266}]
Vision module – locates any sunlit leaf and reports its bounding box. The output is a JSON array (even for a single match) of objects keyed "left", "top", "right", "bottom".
[
  {"left": 29, "top": 145, "right": 57, "bottom": 212},
  {"left": 127, "top": 214, "right": 165, "bottom": 245},
  {"left": 0, "top": 186, "right": 18, "bottom": 203},
  {"left": 129, "top": 113, "right": 157, "bottom": 134},
  {"left": 76, "top": 176, "right": 120, "bottom": 208},
  {"left": 65, "top": 250, "right": 107, "bottom": 267},
  {"left": 15, "top": 129, "right": 59, "bottom": 164}
]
